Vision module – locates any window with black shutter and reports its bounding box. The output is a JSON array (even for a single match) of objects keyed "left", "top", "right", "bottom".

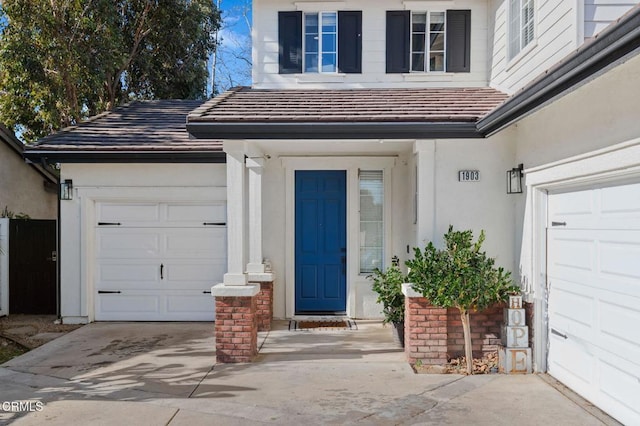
[
  {"left": 386, "top": 9, "right": 471, "bottom": 73},
  {"left": 278, "top": 10, "right": 362, "bottom": 74}
]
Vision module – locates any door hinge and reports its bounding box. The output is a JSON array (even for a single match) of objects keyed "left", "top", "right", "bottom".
[
  {"left": 203, "top": 222, "right": 226, "bottom": 226},
  {"left": 202, "top": 290, "right": 212, "bottom": 294},
  {"left": 551, "top": 328, "right": 567, "bottom": 339},
  {"left": 551, "top": 221, "right": 567, "bottom": 227},
  {"left": 98, "top": 290, "right": 122, "bottom": 294},
  {"left": 98, "top": 222, "right": 122, "bottom": 226}
]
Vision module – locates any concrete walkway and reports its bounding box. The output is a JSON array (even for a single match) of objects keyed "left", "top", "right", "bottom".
[{"left": 0, "top": 320, "right": 618, "bottom": 425}]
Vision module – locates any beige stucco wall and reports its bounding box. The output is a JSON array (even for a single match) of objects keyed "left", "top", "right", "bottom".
[{"left": 0, "top": 142, "right": 57, "bottom": 219}]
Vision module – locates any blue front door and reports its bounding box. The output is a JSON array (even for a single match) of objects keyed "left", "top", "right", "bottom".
[{"left": 295, "top": 170, "right": 347, "bottom": 313}]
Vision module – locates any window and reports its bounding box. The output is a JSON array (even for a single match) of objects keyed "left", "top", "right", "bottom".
[
  {"left": 279, "top": 11, "right": 362, "bottom": 74},
  {"left": 509, "top": 0, "right": 534, "bottom": 59},
  {"left": 359, "top": 170, "right": 384, "bottom": 274},
  {"left": 411, "top": 12, "right": 445, "bottom": 72},
  {"left": 305, "top": 12, "right": 337, "bottom": 73},
  {"left": 387, "top": 10, "right": 470, "bottom": 74}
]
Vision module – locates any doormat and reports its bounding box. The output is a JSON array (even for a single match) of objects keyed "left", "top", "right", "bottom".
[{"left": 289, "top": 320, "right": 357, "bottom": 331}]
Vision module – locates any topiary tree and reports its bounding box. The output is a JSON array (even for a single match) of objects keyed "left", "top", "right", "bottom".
[{"left": 406, "top": 226, "right": 518, "bottom": 374}]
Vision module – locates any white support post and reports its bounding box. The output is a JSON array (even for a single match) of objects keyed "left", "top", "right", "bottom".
[
  {"left": 246, "top": 157, "right": 265, "bottom": 274},
  {"left": 414, "top": 141, "right": 436, "bottom": 246},
  {"left": 223, "top": 150, "right": 248, "bottom": 285}
]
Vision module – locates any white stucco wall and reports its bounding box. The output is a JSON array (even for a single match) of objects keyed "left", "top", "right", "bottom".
[
  {"left": 253, "top": 0, "right": 491, "bottom": 89},
  {"left": 59, "top": 163, "right": 226, "bottom": 323},
  {"left": 0, "top": 142, "right": 56, "bottom": 220},
  {"left": 489, "top": 0, "right": 579, "bottom": 94}
]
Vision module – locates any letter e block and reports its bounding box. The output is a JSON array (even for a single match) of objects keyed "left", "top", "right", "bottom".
[{"left": 498, "top": 346, "right": 532, "bottom": 374}]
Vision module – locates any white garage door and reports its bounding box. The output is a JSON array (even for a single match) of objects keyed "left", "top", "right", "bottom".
[
  {"left": 95, "top": 201, "right": 226, "bottom": 321},
  {"left": 547, "top": 181, "right": 640, "bottom": 425}
]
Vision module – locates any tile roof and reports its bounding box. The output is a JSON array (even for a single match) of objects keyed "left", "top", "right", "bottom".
[
  {"left": 188, "top": 87, "right": 508, "bottom": 124},
  {"left": 28, "top": 100, "right": 222, "bottom": 152}
]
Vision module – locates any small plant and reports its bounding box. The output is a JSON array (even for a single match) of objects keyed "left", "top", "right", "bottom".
[
  {"left": 406, "top": 226, "right": 518, "bottom": 374},
  {"left": 1, "top": 206, "right": 30, "bottom": 219},
  {"left": 368, "top": 256, "right": 406, "bottom": 325}
]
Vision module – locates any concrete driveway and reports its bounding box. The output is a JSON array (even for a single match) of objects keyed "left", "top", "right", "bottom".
[{"left": 0, "top": 321, "right": 618, "bottom": 425}]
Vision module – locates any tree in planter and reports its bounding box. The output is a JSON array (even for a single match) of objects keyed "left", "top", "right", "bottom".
[
  {"left": 406, "top": 226, "right": 518, "bottom": 374},
  {"left": 368, "top": 256, "right": 406, "bottom": 325}
]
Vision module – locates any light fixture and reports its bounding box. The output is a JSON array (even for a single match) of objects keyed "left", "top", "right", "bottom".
[
  {"left": 506, "top": 164, "right": 524, "bottom": 194},
  {"left": 60, "top": 179, "right": 73, "bottom": 200}
]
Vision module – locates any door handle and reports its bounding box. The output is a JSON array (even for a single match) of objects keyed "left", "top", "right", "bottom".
[
  {"left": 160, "top": 263, "right": 164, "bottom": 280},
  {"left": 341, "top": 256, "right": 346, "bottom": 274}
]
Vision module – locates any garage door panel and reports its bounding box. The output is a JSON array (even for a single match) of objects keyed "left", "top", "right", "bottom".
[
  {"left": 600, "top": 360, "right": 640, "bottom": 418},
  {"left": 99, "top": 203, "right": 161, "bottom": 224},
  {"left": 599, "top": 236, "right": 640, "bottom": 281},
  {"left": 165, "top": 229, "right": 226, "bottom": 258},
  {"left": 599, "top": 300, "right": 640, "bottom": 360},
  {"left": 549, "top": 283, "right": 594, "bottom": 330},
  {"left": 165, "top": 262, "right": 224, "bottom": 283},
  {"left": 600, "top": 182, "right": 640, "bottom": 215},
  {"left": 98, "top": 294, "right": 160, "bottom": 315},
  {"left": 98, "top": 263, "right": 159, "bottom": 284},
  {"left": 549, "top": 336, "right": 595, "bottom": 385},
  {"left": 166, "top": 294, "right": 215, "bottom": 316},
  {"left": 98, "top": 231, "right": 160, "bottom": 259},
  {"left": 165, "top": 203, "right": 226, "bottom": 225}
]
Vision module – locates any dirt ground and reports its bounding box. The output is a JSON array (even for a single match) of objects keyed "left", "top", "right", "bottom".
[{"left": 0, "top": 315, "right": 83, "bottom": 363}]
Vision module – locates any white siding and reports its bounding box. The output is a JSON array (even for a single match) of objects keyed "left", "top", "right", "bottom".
[
  {"left": 584, "top": 0, "right": 638, "bottom": 39},
  {"left": 489, "top": 0, "right": 579, "bottom": 94},
  {"left": 59, "top": 163, "right": 226, "bottom": 323},
  {"left": 253, "top": 0, "right": 490, "bottom": 89}
]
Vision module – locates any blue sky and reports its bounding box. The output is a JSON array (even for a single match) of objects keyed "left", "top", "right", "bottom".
[{"left": 214, "top": 0, "right": 253, "bottom": 91}]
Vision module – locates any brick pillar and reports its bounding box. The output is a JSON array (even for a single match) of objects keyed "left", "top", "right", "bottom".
[
  {"left": 256, "top": 281, "right": 274, "bottom": 332},
  {"left": 404, "top": 292, "right": 448, "bottom": 365},
  {"left": 215, "top": 296, "right": 258, "bottom": 363}
]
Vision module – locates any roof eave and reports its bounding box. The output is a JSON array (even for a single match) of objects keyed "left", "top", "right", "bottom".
[
  {"left": 186, "top": 121, "right": 483, "bottom": 140},
  {"left": 23, "top": 149, "right": 227, "bottom": 164},
  {"left": 478, "top": 6, "right": 640, "bottom": 136}
]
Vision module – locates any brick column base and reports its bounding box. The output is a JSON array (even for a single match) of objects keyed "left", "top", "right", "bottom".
[
  {"left": 215, "top": 296, "right": 258, "bottom": 363},
  {"left": 256, "top": 281, "right": 274, "bottom": 332},
  {"left": 405, "top": 296, "right": 448, "bottom": 365}
]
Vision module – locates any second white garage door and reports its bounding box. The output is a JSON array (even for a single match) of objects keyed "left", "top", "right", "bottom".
[
  {"left": 547, "top": 181, "right": 640, "bottom": 425},
  {"left": 95, "top": 201, "right": 226, "bottom": 321}
]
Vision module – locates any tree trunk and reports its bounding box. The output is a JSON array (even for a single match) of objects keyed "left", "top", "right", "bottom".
[{"left": 460, "top": 309, "right": 473, "bottom": 374}]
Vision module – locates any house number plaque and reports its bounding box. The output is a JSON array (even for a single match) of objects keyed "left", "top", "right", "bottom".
[{"left": 458, "top": 170, "right": 480, "bottom": 182}]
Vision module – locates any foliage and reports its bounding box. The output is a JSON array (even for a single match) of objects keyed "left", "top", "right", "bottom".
[
  {"left": 1, "top": 206, "right": 30, "bottom": 219},
  {"left": 0, "top": 0, "right": 220, "bottom": 143},
  {"left": 368, "top": 256, "right": 406, "bottom": 324},
  {"left": 406, "top": 226, "right": 518, "bottom": 373}
]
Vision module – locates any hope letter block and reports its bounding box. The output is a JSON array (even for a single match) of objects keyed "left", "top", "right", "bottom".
[
  {"left": 501, "top": 325, "right": 529, "bottom": 347},
  {"left": 498, "top": 347, "right": 532, "bottom": 374}
]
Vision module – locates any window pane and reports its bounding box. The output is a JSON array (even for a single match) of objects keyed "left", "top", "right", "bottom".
[
  {"left": 430, "top": 52, "right": 444, "bottom": 71},
  {"left": 430, "top": 12, "right": 445, "bottom": 31},
  {"left": 430, "top": 33, "right": 444, "bottom": 51},
  {"left": 305, "top": 35, "right": 318, "bottom": 53},
  {"left": 412, "top": 34, "right": 425, "bottom": 52},
  {"left": 305, "top": 13, "right": 318, "bottom": 33},
  {"left": 322, "top": 33, "right": 336, "bottom": 52},
  {"left": 509, "top": 0, "right": 521, "bottom": 58},
  {"left": 360, "top": 248, "right": 383, "bottom": 274},
  {"left": 412, "top": 13, "right": 426, "bottom": 32},
  {"left": 321, "top": 53, "right": 337, "bottom": 72},
  {"left": 412, "top": 53, "right": 425, "bottom": 71},
  {"left": 305, "top": 53, "right": 318, "bottom": 72},
  {"left": 322, "top": 12, "right": 336, "bottom": 32},
  {"left": 359, "top": 170, "right": 383, "bottom": 274}
]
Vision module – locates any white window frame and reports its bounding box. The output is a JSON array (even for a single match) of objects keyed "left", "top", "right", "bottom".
[
  {"left": 508, "top": 0, "right": 535, "bottom": 60},
  {"left": 410, "top": 11, "right": 447, "bottom": 73},
  {"left": 303, "top": 11, "right": 338, "bottom": 74},
  {"left": 358, "top": 170, "right": 385, "bottom": 275}
]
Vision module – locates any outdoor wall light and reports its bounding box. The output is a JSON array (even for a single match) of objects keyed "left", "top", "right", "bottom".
[
  {"left": 506, "top": 164, "right": 524, "bottom": 194},
  {"left": 60, "top": 179, "right": 73, "bottom": 200}
]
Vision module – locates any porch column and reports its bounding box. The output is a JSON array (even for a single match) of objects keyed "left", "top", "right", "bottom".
[
  {"left": 414, "top": 141, "right": 436, "bottom": 246},
  {"left": 223, "top": 149, "right": 247, "bottom": 285},
  {"left": 211, "top": 147, "right": 259, "bottom": 363},
  {"left": 245, "top": 156, "right": 276, "bottom": 332},
  {"left": 246, "top": 157, "right": 265, "bottom": 274}
]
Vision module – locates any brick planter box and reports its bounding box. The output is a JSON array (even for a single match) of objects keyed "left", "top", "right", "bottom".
[
  {"left": 214, "top": 295, "right": 258, "bottom": 363},
  {"left": 402, "top": 284, "right": 504, "bottom": 364}
]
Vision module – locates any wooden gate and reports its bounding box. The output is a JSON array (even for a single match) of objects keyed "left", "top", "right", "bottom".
[{"left": 9, "top": 219, "right": 57, "bottom": 314}]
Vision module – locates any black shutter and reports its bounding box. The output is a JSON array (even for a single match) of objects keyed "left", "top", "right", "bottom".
[
  {"left": 446, "top": 10, "right": 471, "bottom": 73},
  {"left": 386, "top": 11, "right": 410, "bottom": 73},
  {"left": 279, "top": 11, "right": 302, "bottom": 74},
  {"left": 338, "top": 11, "right": 362, "bottom": 73}
]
